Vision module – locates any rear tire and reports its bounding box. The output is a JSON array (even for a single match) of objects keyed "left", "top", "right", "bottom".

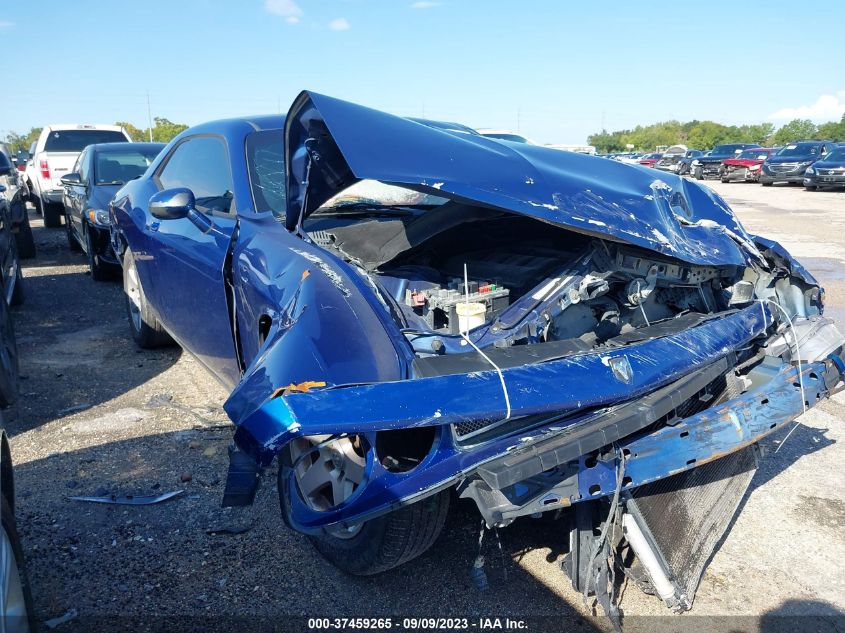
[
  {"left": 43, "top": 202, "right": 62, "bottom": 228},
  {"left": 122, "top": 247, "right": 173, "bottom": 348}
]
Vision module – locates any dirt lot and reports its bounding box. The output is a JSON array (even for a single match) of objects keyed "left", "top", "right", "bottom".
[{"left": 6, "top": 181, "right": 845, "bottom": 631}]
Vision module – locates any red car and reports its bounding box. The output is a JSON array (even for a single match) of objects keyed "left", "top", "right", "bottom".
[
  {"left": 638, "top": 152, "right": 663, "bottom": 168},
  {"left": 720, "top": 148, "right": 775, "bottom": 183}
]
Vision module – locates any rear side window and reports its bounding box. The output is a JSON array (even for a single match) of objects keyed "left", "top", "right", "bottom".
[
  {"left": 158, "top": 136, "right": 234, "bottom": 213},
  {"left": 245, "top": 129, "right": 285, "bottom": 215},
  {"left": 44, "top": 130, "right": 129, "bottom": 152}
]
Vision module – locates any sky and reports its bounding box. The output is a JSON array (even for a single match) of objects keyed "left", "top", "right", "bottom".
[{"left": 1, "top": 0, "right": 843, "bottom": 144}]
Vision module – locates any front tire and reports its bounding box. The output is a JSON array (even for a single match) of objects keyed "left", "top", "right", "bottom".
[
  {"left": 86, "top": 228, "right": 115, "bottom": 282},
  {"left": 122, "top": 248, "right": 173, "bottom": 348},
  {"left": 279, "top": 438, "right": 450, "bottom": 576},
  {"left": 805, "top": 185, "right": 817, "bottom": 191},
  {"left": 66, "top": 218, "right": 81, "bottom": 252},
  {"left": 42, "top": 202, "right": 62, "bottom": 228},
  {"left": 762, "top": 181, "right": 773, "bottom": 187}
]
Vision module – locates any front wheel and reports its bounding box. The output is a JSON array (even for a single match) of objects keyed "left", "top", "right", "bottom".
[
  {"left": 805, "top": 185, "right": 817, "bottom": 191},
  {"left": 66, "top": 218, "right": 81, "bottom": 252},
  {"left": 762, "top": 181, "right": 773, "bottom": 187},
  {"left": 279, "top": 436, "right": 450, "bottom": 575},
  {"left": 122, "top": 247, "right": 173, "bottom": 348},
  {"left": 86, "top": 229, "right": 116, "bottom": 282}
]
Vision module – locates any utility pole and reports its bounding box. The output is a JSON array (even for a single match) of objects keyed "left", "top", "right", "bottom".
[{"left": 146, "top": 90, "right": 154, "bottom": 142}]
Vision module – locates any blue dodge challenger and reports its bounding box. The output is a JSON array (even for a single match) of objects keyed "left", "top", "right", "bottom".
[{"left": 110, "top": 91, "right": 845, "bottom": 611}]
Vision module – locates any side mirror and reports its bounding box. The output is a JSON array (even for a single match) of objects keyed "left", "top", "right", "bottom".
[
  {"left": 60, "top": 172, "right": 82, "bottom": 185},
  {"left": 149, "top": 188, "right": 195, "bottom": 220},
  {"left": 0, "top": 165, "right": 12, "bottom": 177},
  {"left": 0, "top": 184, "right": 6, "bottom": 193}
]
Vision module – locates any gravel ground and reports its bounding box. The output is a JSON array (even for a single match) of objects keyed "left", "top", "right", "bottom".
[{"left": 5, "top": 181, "right": 845, "bottom": 632}]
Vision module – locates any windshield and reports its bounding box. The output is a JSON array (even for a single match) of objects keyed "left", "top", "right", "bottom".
[
  {"left": 711, "top": 144, "right": 749, "bottom": 155},
  {"left": 777, "top": 143, "right": 820, "bottom": 157},
  {"left": 94, "top": 148, "right": 161, "bottom": 185},
  {"left": 822, "top": 149, "right": 845, "bottom": 162},
  {"left": 44, "top": 129, "right": 128, "bottom": 152},
  {"left": 736, "top": 150, "right": 770, "bottom": 160},
  {"left": 483, "top": 133, "right": 530, "bottom": 143},
  {"left": 318, "top": 180, "right": 449, "bottom": 212}
]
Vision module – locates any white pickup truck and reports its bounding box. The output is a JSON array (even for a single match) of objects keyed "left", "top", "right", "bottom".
[{"left": 26, "top": 124, "right": 132, "bottom": 227}]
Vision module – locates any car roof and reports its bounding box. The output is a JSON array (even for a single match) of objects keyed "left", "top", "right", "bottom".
[
  {"left": 184, "top": 115, "right": 286, "bottom": 136},
  {"left": 88, "top": 142, "right": 166, "bottom": 152},
  {"left": 44, "top": 124, "right": 127, "bottom": 132}
]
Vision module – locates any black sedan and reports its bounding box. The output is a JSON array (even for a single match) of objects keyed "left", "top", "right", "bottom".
[
  {"left": 804, "top": 147, "right": 845, "bottom": 190},
  {"left": 61, "top": 142, "right": 164, "bottom": 280},
  {"left": 760, "top": 140, "right": 837, "bottom": 186}
]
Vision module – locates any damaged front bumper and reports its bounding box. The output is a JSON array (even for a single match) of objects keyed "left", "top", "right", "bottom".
[{"left": 229, "top": 304, "right": 845, "bottom": 534}]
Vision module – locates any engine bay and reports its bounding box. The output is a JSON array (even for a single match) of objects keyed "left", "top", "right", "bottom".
[{"left": 306, "top": 203, "right": 820, "bottom": 359}]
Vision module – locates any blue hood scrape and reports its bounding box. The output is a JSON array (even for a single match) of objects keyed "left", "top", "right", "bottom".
[{"left": 284, "top": 91, "right": 763, "bottom": 268}]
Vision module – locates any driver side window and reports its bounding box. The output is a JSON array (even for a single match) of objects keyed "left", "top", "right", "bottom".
[{"left": 158, "top": 136, "right": 234, "bottom": 214}]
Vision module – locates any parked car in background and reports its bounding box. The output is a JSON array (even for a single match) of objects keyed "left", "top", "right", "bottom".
[
  {"left": 0, "top": 153, "right": 35, "bottom": 260},
  {"left": 476, "top": 129, "right": 535, "bottom": 144},
  {"left": 62, "top": 142, "right": 164, "bottom": 280},
  {"left": 615, "top": 152, "right": 643, "bottom": 164},
  {"left": 692, "top": 143, "right": 760, "bottom": 179},
  {"left": 110, "top": 93, "right": 845, "bottom": 616},
  {"left": 0, "top": 183, "right": 24, "bottom": 308},
  {"left": 760, "top": 140, "right": 837, "bottom": 186},
  {"left": 720, "top": 148, "right": 776, "bottom": 183},
  {"left": 25, "top": 124, "right": 132, "bottom": 228},
  {"left": 0, "top": 213, "right": 35, "bottom": 630},
  {"left": 655, "top": 146, "right": 703, "bottom": 174},
  {"left": 637, "top": 152, "right": 663, "bottom": 168},
  {"left": 803, "top": 146, "right": 845, "bottom": 190}
]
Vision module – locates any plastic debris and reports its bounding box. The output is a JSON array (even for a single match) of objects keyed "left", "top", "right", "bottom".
[
  {"left": 69, "top": 490, "right": 184, "bottom": 505},
  {"left": 44, "top": 608, "right": 78, "bottom": 629}
]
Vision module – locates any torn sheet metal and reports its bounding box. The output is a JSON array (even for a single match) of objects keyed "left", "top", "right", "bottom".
[
  {"left": 69, "top": 490, "right": 183, "bottom": 505},
  {"left": 284, "top": 91, "right": 763, "bottom": 267}
]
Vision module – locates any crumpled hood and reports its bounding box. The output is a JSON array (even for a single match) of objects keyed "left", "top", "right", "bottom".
[{"left": 284, "top": 91, "right": 762, "bottom": 267}]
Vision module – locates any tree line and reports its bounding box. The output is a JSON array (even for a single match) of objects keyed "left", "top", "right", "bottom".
[
  {"left": 587, "top": 115, "right": 845, "bottom": 153},
  {"left": 2, "top": 118, "right": 189, "bottom": 154}
]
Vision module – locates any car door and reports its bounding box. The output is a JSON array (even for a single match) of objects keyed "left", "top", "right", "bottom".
[{"left": 148, "top": 135, "right": 240, "bottom": 387}]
